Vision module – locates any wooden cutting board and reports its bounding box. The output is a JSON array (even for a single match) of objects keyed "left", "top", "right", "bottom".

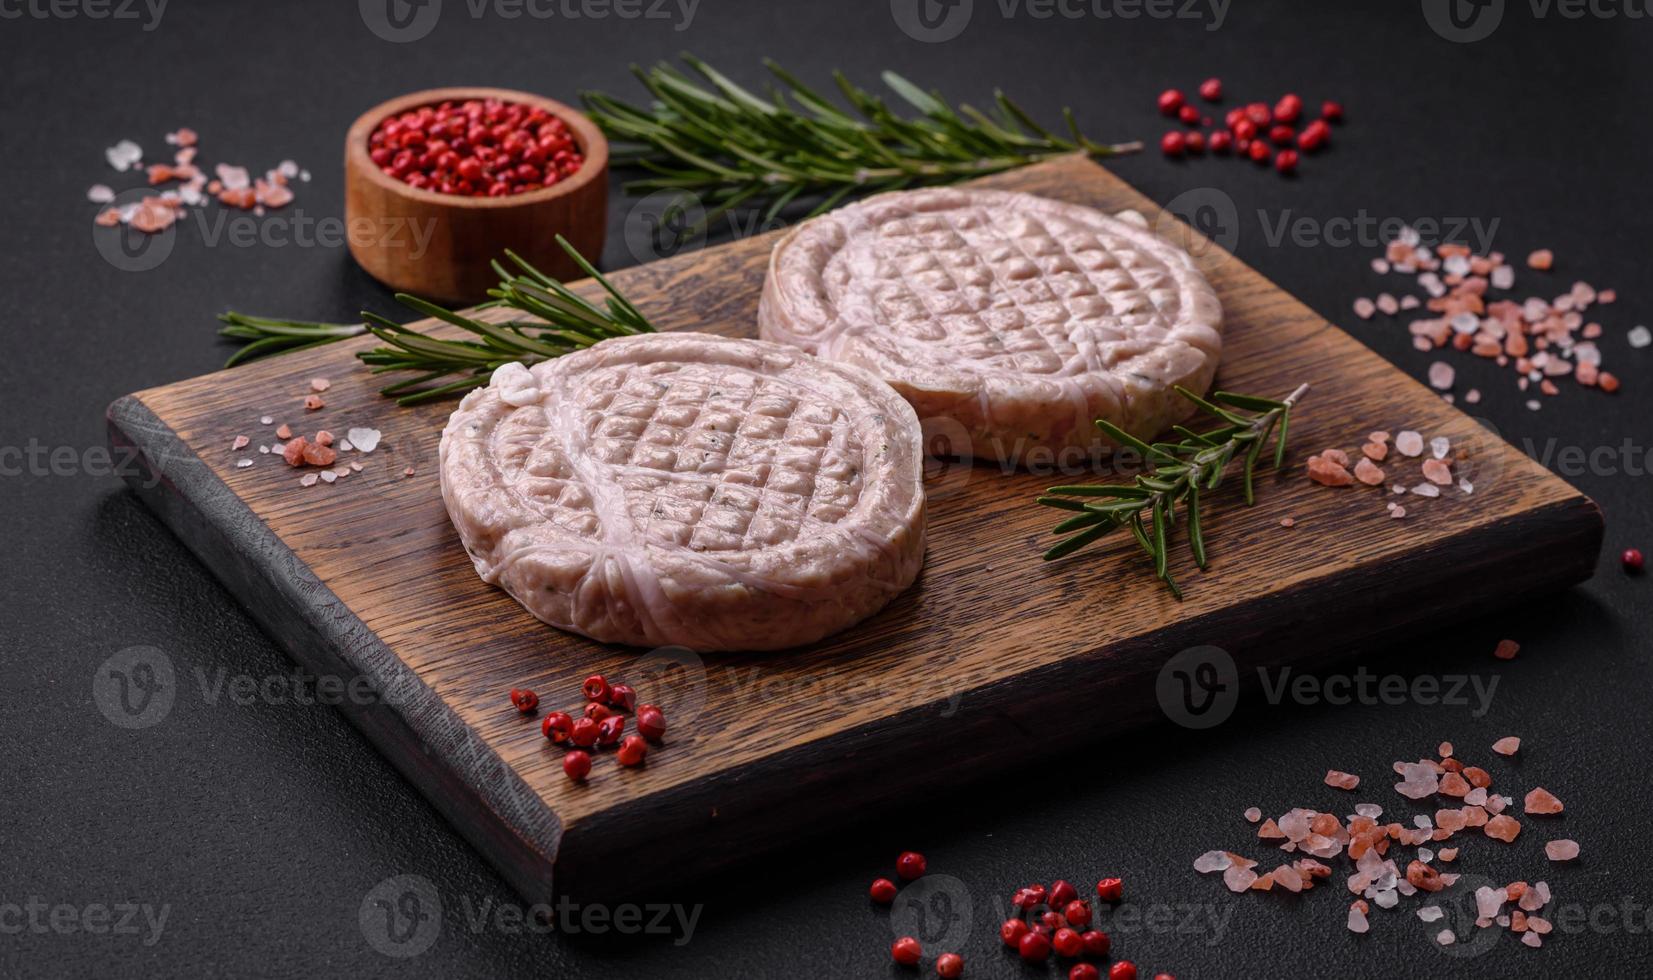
[{"left": 107, "top": 156, "right": 1601, "bottom": 903}]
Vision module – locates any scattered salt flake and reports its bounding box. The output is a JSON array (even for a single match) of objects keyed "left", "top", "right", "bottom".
[
  {"left": 1279, "top": 517, "right": 1296, "bottom": 528},
  {"left": 403, "top": 466, "right": 416, "bottom": 477},
  {"left": 1411, "top": 483, "right": 1440, "bottom": 498},
  {"left": 1629, "top": 325, "right": 1652, "bottom": 349},
  {"left": 1526, "top": 399, "right": 1542, "bottom": 411},
  {"left": 258, "top": 445, "right": 270, "bottom": 455},
  {"left": 1430, "top": 436, "right": 1451, "bottom": 460},
  {"left": 1524, "top": 787, "right": 1564, "bottom": 815},
  {"left": 1257, "top": 818, "right": 1285, "bottom": 840},
  {"left": 260, "top": 415, "right": 274, "bottom": 425},
  {"left": 1494, "top": 639, "right": 1520, "bottom": 661},
  {"left": 1361, "top": 441, "right": 1388, "bottom": 461},
  {"left": 310, "top": 377, "right": 331, "bottom": 392},
  {"left": 1436, "top": 929, "right": 1455, "bottom": 946},
  {"left": 1195, "top": 850, "right": 1233, "bottom": 873},
  {"left": 1421, "top": 459, "right": 1453, "bottom": 486},
  {"left": 1355, "top": 803, "right": 1383, "bottom": 818},
  {"left": 105, "top": 140, "right": 143, "bottom": 172},
  {"left": 1527, "top": 249, "right": 1554, "bottom": 271},
  {"left": 235, "top": 459, "right": 253, "bottom": 469},
  {"left": 1544, "top": 839, "right": 1579, "bottom": 862},
  {"left": 1223, "top": 865, "right": 1259, "bottom": 892},
  {"left": 347, "top": 427, "right": 382, "bottom": 453},
  {"left": 1438, "top": 848, "right": 1457, "bottom": 862},
  {"left": 320, "top": 470, "right": 338, "bottom": 484},
  {"left": 1427, "top": 361, "right": 1455, "bottom": 390},
  {"left": 1354, "top": 458, "right": 1385, "bottom": 486},
  {"left": 350, "top": 461, "right": 364, "bottom": 473},
  {"left": 1353, "top": 297, "right": 1376, "bottom": 320},
  {"left": 1438, "top": 741, "right": 1454, "bottom": 757},
  {"left": 1390, "top": 506, "right": 1407, "bottom": 519},
  {"left": 1465, "top": 388, "right": 1481, "bottom": 404},
  {"left": 1522, "top": 931, "right": 1542, "bottom": 948},
  {"left": 1244, "top": 807, "right": 1262, "bottom": 823},
  {"left": 299, "top": 473, "right": 319, "bottom": 487},
  {"left": 1492, "top": 736, "right": 1521, "bottom": 756},
  {"left": 304, "top": 395, "right": 325, "bottom": 411},
  {"left": 1484, "top": 814, "right": 1522, "bottom": 842},
  {"left": 1347, "top": 905, "right": 1369, "bottom": 933},
  {"left": 1395, "top": 431, "right": 1424, "bottom": 457},
  {"left": 1377, "top": 293, "right": 1399, "bottom": 315},
  {"left": 1459, "top": 479, "right": 1474, "bottom": 495},
  {"left": 1419, "top": 906, "right": 1444, "bottom": 922},
  {"left": 87, "top": 184, "right": 115, "bottom": 203},
  {"left": 1325, "top": 770, "right": 1361, "bottom": 790},
  {"left": 230, "top": 435, "right": 249, "bottom": 451},
  {"left": 275, "top": 424, "right": 293, "bottom": 440}
]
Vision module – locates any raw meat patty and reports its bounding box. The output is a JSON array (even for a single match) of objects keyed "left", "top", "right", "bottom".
[
  {"left": 758, "top": 187, "right": 1223, "bottom": 466},
  {"left": 439, "top": 333, "right": 926, "bottom": 652}
]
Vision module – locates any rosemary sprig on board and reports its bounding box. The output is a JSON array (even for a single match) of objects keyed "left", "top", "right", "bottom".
[
  {"left": 218, "top": 237, "right": 655, "bottom": 406},
  {"left": 581, "top": 55, "right": 1141, "bottom": 229},
  {"left": 1036, "top": 384, "right": 1310, "bottom": 599}
]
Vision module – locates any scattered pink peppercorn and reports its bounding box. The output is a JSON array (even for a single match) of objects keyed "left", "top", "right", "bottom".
[
  {"left": 1208, "top": 130, "right": 1232, "bottom": 154},
  {"left": 540, "top": 711, "right": 573, "bottom": 743},
  {"left": 1178, "top": 104, "right": 1201, "bottom": 126},
  {"left": 896, "top": 851, "right": 928, "bottom": 881},
  {"left": 562, "top": 749, "right": 591, "bottom": 781},
  {"left": 1109, "top": 963, "right": 1139, "bottom": 980},
  {"left": 616, "top": 734, "right": 647, "bottom": 767},
  {"left": 1063, "top": 899, "right": 1092, "bottom": 928},
  {"left": 1624, "top": 548, "right": 1645, "bottom": 573},
  {"left": 1322, "top": 100, "right": 1345, "bottom": 122},
  {"left": 1018, "top": 931, "right": 1052, "bottom": 963},
  {"left": 935, "top": 952, "right": 964, "bottom": 978},
  {"left": 1081, "top": 930, "right": 1111, "bottom": 956},
  {"left": 1157, "top": 89, "right": 1186, "bottom": 116},
  {"left": 1000, "top": 918, "right": 1029, "bottom": 948},
  {"left": 1160, "top": 131, "right": 1187, "bottom": 157},
  {"left": 1276, "top": 148, "right": 1300, "bottom": 174},
  {"left": 892, "top": 936, "right": 922, "bottom": 967},
  {"left": 1070, "top": 966, "right": 1100, "bottom": 980},
  {"left": 1184, "top": 131, "right": 1206, "bottom": 154},
  {"left": 1244, "top": 102, "right": 1272, "bottom": 126},
  {"left": 1269, "top": 124, "right": 1296, "bottom": 146},
  {"left": 1048, "top": 880, "right": 1079, "bottom": 908},
  {"left": 1096, "top": 878, "right": 1124, "bottom": 903},
  {"left": 508, "top": 688, "right": 538, "bottom": 713},
  {"left": 1273, "top": 93, "right": 1303, "bottom": 124},
  {"left": 1052, "top": 927, "right": 1084, "bottom": 957},
  {"left": 1248, "top": 140, "right": 1271, "bottom": 164},
  {"left": 1198, "top": 77, "right": 1223, "bottom": 101},
  {"left": 870, "top": 878, "right": 898, "bottom": 904}
]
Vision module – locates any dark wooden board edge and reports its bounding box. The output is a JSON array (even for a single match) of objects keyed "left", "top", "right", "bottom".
[
  {"left": 552, "top": 493, "right": 1602, "bottom": 899},
  {"left": 111, "top": 386, "right": 1603, "bottom": 901},
  {"left": 106, "top": 395, "right": 566, "bottom": 906}
]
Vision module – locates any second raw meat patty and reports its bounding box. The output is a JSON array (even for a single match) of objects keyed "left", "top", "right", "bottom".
[{"left": 758, "top": 187, "right": 1223, "bottom": 466}]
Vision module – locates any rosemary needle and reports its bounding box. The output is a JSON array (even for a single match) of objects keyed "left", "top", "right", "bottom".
[
  {"left": 1036, "top": 383, "right": 1309, "bottom": 598},
  {"left": 581, "top": 55, "right": 1141, "bottom": 229},
  {"left": 219, "top": 237, "right": 655, "bottom": 406}
]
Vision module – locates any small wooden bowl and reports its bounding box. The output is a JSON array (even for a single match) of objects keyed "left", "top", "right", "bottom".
[{"left": 345, "top": 86, "right": 609, "bottom": 304}]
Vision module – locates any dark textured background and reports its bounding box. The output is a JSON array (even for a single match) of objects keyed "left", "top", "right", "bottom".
[{"left": 3, "top": 0, "right": 1650, "bottom": 976}]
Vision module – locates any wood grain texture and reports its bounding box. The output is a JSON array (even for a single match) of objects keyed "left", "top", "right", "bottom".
[{"left": 107, "top": 156, "right": 1602, "bottom": 903}]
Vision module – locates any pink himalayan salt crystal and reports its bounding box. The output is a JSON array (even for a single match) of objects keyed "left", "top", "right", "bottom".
[
  {"left": 1476, "top": 885, "right": 1506, "bottom": 919},
  {"left": 1437, "top": 741, "right": 1454, "bottom": 758},
  {"left": 1273, "top": 866, "right": 1303, "bottom": 893},
  {"left": 1438, "top": 848, "right": 1458, "bottom": 861},
  {"left": 1418, "top": 905, "right": 1444, "bottom": 922},
  {"left": 1395, "top": 430, "right": 1425, "bottom": 457},
  {"left": 1258, "top": 818, "right": 1285, "bottom": 839},
  {"left": 1194, "top": 850, "right": 1232, "bottom": 873},
  {"left": 1396, "top": 762, "right": 1440, "bottom": 799},
  {"left": 310, "top": 377, "right": 331, "bottom": 392},
  {"left": 1428, "top": 361, "right": 1456, "bottom": 390},
  {"left": 1494, "top": 639, "right": 1520, "bottom": 660},
  {"left": 1223, "top": 864, "right": 1259, "bottom": 892},
  {"left": 1354, "top": 458, "right": 1385, "bottom": 486},
  {"left": 1545, "top": 839, "right": 1580, "bottom": 862},
  {"left": 1347, "top": 905, "right": 1370, "bottom": 933},
  {"left": 1377, "top": 294, "right": 1399, "bottom": 315},
  {"left": 1437, "top": 929, "right": 1455, "bottom": 946},
  {"left": 1421, "top": 459, "right": 1453, "bottom": 486},
  {"left": 1485, "top": 814, "right": 1522, "bottom": 842},
  {"left": 1524, "top": 787, "right": 1564, "bottom": 814},
  {"left": 1522, "top": 932, "right": 1543, "bottom": 948},
  {"left": 1354, "top": 297, "right": 1377, "bottom": 319},
  {"left": 1369, "top": 430, "right": 1391, "bottom": 444},
  {"left": 1308, "top": 453, "right": 1355, "bottom": 486},
  {"left": 1361, "top": 441, "right": 1388, "bottom": 461},
  {"left": 1436, "top": 809, "right": 1467, "bottom": 832},
  {"left": 1493, "top": 736, "right": 1521, "bottom": 756},
  {"left": 231, "top": 435, "right": 250, "bottom": 451},
  {"left": 1244, "top": 807, "right": 1262, "bottom": 823},
  {"left": 1325, "top": 770, "right": 1361, "bottom": 790},
  {"left": 1465, "top": 787, "right": 1488, "bottom": 807}
]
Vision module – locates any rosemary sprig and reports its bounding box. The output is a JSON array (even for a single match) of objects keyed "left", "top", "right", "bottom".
[
  {"left": 1036, "top": 384, "right": 1310, "bottom": 598},
  {"left": 218, "top": 237, "right": 655, "bottom": 405},
  {"left": 581, "top": 55, "right": 1141, "bottom": 229}
]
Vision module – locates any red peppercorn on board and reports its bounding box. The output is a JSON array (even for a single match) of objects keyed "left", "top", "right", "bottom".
[{"left": 106, "top": 156, "right": 1601, "bottom": 904}]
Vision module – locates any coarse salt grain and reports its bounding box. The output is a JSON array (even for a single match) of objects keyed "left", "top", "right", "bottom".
[
  {"left": 1494, "top": 639, "right": 1520, "bottom": 660},
  {"left": 1630, "top": 325, "right": 1651, "bottom": 349},
  {"left": 1244, "top": 807, "right": 1262, "bottom": 822},
  {"left": 1395, "top": 431, "right": 1424, "bottom": 457},
  {"left": 236, "top": 459, "right": 253, "bottom": 469},
  {"left": 1492, "top": 736, "right": 1520, "bottom": 756},
  {"left": 347, "top": 427, "right": 382, "bottom": 453},
  {"left": 1544, "top": 840, "right": 1579, "bottom": 862},
  {"left": 1427, "top": 362, "right": 1455, "bottom": 390}
]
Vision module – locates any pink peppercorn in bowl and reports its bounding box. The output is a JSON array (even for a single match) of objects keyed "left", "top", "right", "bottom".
[{"left": 344, "top": 86, "right": 608, "bottom": 303}]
